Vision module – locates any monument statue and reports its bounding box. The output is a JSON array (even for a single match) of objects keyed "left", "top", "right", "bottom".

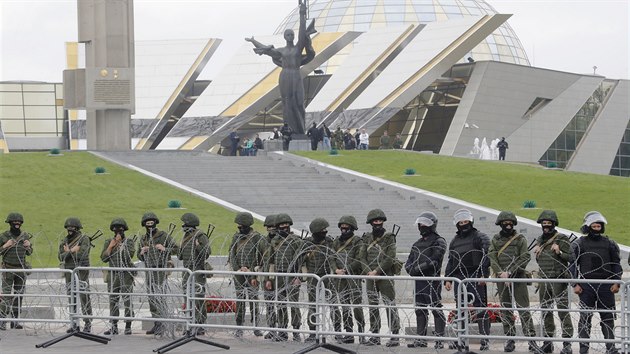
[{"left": 245, "top": 1, "right": 316, "bottom": 134}]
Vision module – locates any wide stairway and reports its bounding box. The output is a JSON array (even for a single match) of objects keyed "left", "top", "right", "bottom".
[{"left": 99, "top": 151, "right": 543, "bottom": 251}]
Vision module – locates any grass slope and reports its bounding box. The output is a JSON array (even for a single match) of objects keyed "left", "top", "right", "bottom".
[
  {"left": 295, "top": 150, "right": 630, "bottom": 244},
  {"left": 0, "top": 152, "right": 252, "bottom": 267}
]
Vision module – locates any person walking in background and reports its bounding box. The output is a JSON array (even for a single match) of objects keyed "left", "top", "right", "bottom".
[{"left": 498, "top": 137, "right": 508, "bottom": 160}]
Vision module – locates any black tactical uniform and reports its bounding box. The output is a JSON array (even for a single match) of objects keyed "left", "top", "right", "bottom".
[
  {"left": 445, "top": 209, "right": 491, "bottom": 351},
  {"left": 405, "top": 211, "right": 447, "bottom": 349},
  {"left": 572, "top": 211, "right": 621, "bottom": 354}
]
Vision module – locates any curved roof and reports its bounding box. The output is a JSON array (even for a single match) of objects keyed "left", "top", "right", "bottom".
[{"left": 275, "top": 0, "right": 530, "bottom": 66}]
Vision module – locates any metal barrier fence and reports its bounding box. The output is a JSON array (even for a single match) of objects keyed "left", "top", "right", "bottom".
[{"left": 3, "top": 268, "right": 630, "bottom": 353}]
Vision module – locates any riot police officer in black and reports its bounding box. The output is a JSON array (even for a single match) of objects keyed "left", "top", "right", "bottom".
[{"left": 571, "top": 211, "right": 621, "bottom": 354}]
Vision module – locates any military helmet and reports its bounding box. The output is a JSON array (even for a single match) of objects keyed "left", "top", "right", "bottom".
[
  {"left": 275, "top": 213, "right": 293, "bottom": 226},
  {"left": 110, "top": 218, "right": 129, "bottom": 231},
  {"left": 453, "top": 209, "right": 474, "bottom": 225},
  {"left": 537, "top": 210, "right": 559, "bottom": 226},
  {"left": 234, "top": 212, "right": 254, "bottom": 227},
  {"left": 264, "top": 214, "right": 277, "bottom": 227},
  {"left": 5, "top": 212, "right": 24, "bottom": 223},
  {"left": 366, "top": 209, "right": 387, "bottom": 224},
  {"left": 309, "top": 218, "right": 330, "bottom": 233},
  {"left": 181, "top": 213, "right": 200, "bottom": 227},
  {"left": 495, "top": 211, "right": 518, "bottom": 225},
  {"left": 338, "top": 215, "right": 358, "bottom": 230},
  {"left": 64, "top": 217, "right": 83, "bottom": 229},
  {"left": 583, "top": 211, "right": 607, "bottom": 226},
  {"left": 141, "top": 212, "right": 160, "bottom": 226}
]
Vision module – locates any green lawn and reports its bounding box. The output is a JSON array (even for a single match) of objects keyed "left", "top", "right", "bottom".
[
  {"left": 295, "top": 150, "right": 630, "bottom": 245},
  {"left": 0, "top": 152, "right": 254, "bottom": 267}
]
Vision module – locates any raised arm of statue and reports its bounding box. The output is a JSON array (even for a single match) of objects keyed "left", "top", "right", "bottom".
[
  {"left": 245, "top": 37, "right": 279, "bottom": 57},
  {"left": 297, "top": 1, "right": 316, "bottom": 65}
]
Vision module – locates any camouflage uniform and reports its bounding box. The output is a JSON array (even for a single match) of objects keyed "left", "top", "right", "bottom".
[
  {"left": 265, "top": 214, "right": 305, "bottom": 339},
  {"left": 261, "top": 215, "right": 278, "bottom": 336},
  {"left": 101, "top": 218, "right": 136, "bottom": 333},
  {"left": 362, "top": 220, "right": 400, "bottom": 338},
  {"left": 58, "top": 218, "right": 93, "bottom": 330},
  {"left": 488, "top": 211, "right": 541, "bottom": 353},
  {"left": 0, "top": 213, "right": 33, "bottom": 328},
  {"left": 330, "top": 216, "right": 366, "bottom": 341},
  {"left": 302, "top": 218, "right": 337, "bottom": 336},
  {"left": 137, "top": 213, "right": 178, "bottom": 333},
  {"left": 178, "top": 213, "right": 210, "bottom": 328},
  {"left": 533, "top": 211, "right": 573, "bottom": 353},
  {"left": 229, "top": 227, "right": 267, "bottom": 328},
  {"left": 333, "top": 127, "right": 344, "bottom": 150}
]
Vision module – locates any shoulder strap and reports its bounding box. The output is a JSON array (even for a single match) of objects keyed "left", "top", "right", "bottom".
[
  {"left": 336, "top": 236, "right": 355, "bottom": 253},
  {"left": 497, "top": 234, "right": 520, "bottom": 256},
  {"left": 535, "top": 233, "right": 559, "bottom": 258}
]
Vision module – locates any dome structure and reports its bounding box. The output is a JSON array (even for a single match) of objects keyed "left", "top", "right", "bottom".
[{"left": 275, "top": 0, "right": 529, "bottom": 67}]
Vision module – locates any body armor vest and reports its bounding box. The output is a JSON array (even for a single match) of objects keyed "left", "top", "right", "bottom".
[
  {"left": 577, "top": 236, "right": 613, "bottom": 279},
  {"left": 449, "top": 231, "right": 483, "bottom": 274}
]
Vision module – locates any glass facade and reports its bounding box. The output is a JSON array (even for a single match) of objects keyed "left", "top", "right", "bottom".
[
  {"left": 538, "top": 80, "right": 616, "bottom": 169},
  {"left": 0, "top": 82, "right": 66, "bottom": 137},
  {"left": 275, "top": 0, "right": 530, "bottom": 72},
  {"left": 610, "top": 119, "right": 630, "bottom": 177}
]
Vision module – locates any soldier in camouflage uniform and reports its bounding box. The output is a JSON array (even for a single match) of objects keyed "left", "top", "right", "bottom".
[
  {"left": 101, "top": 218, "right": 136, "bottom": 335},
  {"left": 137, "top": 212, "right": 178, "bottom": 335},
  {"left": 0, "top": 212, "right": 33, "bottom": 330},
  {"left": 532, "top": 210, "right": 573, "bottom": 354},
  {"left": 302, "top": 218, "right": 337, "bottom": 343},
  {"left": 261, "top": 215, "right": 278, "bottom": 339},
  {"left": 229, "top": 212, "right": 267, "bottom": 337},
  {"left": 362, "top": 209, "right": 401, "bottom": 347},
  {"left": 333, "top": 127, "right": 345, "bottom": 150},
  {"left": 489, "top": 211, "right": 543, "bottom": 354},
  {"left": 330, "top": 215, "right": 366, "bottom": 344},
  {"left": 178, "top": 213, "right": 211, "bottom": 335},
  {"left": 264, "top": 213, "right": 305, "bottom": 342},
  {"left": 58, "top": 217, "right": 93, "bottom": 333}
]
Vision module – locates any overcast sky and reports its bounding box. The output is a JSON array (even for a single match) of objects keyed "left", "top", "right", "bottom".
[{"left": 1, "top": 0, "right": 628, "bottom": 82}]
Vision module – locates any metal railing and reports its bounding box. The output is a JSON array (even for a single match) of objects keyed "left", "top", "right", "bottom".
[{"left": 3, "top": 268, "right": 630, "bottom": 353}]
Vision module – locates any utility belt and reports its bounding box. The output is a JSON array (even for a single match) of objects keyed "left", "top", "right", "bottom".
[{"left": 2, "top": 262, "right": 24, "bottom": 269}]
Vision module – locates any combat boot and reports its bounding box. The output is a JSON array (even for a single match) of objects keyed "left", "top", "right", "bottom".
[
  {"left": 234, "top": 329, "right": 243, "bottom": 338},
  {"left": 273, "top": 331, "right": 288, "bottom": 342},
  {"left": 264, "top": 331, "right": 276, "bottom": 340},
  {"left": 10, "top": 322, "right": 23, "bottom": 329},
  {"left": 339, "top": 335, "right": 354, "bottom": 344},
  {"left": 83, "top": 322, "right": 91, "bottom": 333},
  {"left": 435, "top": 340, "right": 444, "bottom": 349},
  {"left": 560, "top": 342, "right": 572, "bottom": 354},
  {"left": 145, "top": 323, "right": 158, "bottom": 335},
  {"left": 0, "top": 322, "right": 6, "bottom": 331},
  {"left": 124, "top": 322, "right": 132, "bottom": 335},
  {"left": 480, "top": 339, "right": 490, "bottom": 351},
  {"left": 505, "top": 339, "right": 516, "bottom": 352},
  {"left": 104, "top": 326, "right": 119, "bottom": 335},
  {"left": 529, "top": 341, "right": 545, "bottom": 354},
  {"left": 305, "top": 334, "right": 316, "bottom": 343},
  {"left": 385, "top": 337, "right": 400, "bottom": 347},
  {"left": 542, "top": 341, "right": 554, "bottom": 353},
  {"left": 364, "top": 336, "right": 381, "bottom": 346},
  {"left": 293, "top": 332, "right": 301, "bottom": 342},
  {"left": 408, "top": 339, "right": 428, "bottom": 348},
  {"left": 253, "top": 329, "right": 263, "bottom": 337},
  {"left": 605, "top": 346, "right": 619, "bottom": 354}
]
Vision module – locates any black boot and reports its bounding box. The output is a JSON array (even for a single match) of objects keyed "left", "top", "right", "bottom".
[
  {"left": 529, "top": 341, "right": 545, "bottom": 354},
  {"left": 505, "top": 340, "right": 516, "bottom": 352},
  {"left": 83, "top": 322, "right": 91, "bottom": 333},
  {"left": 124, "top": 322, "right": 132, "bottom": 335},
  {"left": 104, "top": 326, "right": 119, "bottom": 335},
  {"left": 542, "top": 341, "right": 554, "bottom": 353},
  {"left": 560, "top": 342, "right": 573, "bottom": 354}
]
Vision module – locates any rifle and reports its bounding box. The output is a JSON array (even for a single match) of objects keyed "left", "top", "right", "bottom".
[
  {"left": 206, "top": 224, "right": 215, "bottom": 239},
  {"left": 167, "top": 223, "right": 176, "bottom": 237},
  {"left": 301, "top": 229, "right": 310, "bottom": 239},
  {"left": 528, "top": 239, "right": 538, "bottom": 251},
  {"left": 392, "top": 224, "right": 400, "bottom": 238},
  {"left": 88, "top": 230, "right": 103, "bottom": 248}
]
